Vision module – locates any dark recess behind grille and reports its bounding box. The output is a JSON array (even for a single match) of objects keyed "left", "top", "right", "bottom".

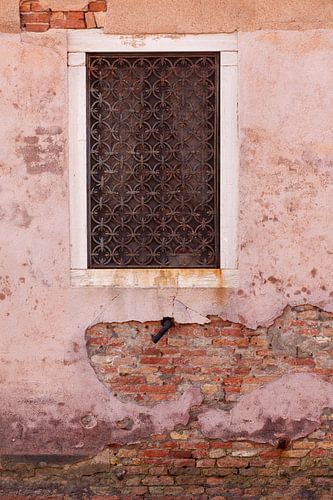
[{"left": 87, "top": 52, "right": 220, "bottom": 268}]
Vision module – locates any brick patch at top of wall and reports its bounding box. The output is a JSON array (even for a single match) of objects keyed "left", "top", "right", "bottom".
[{"left": 20, "top": 0, "right": 106, "bottom": 31}]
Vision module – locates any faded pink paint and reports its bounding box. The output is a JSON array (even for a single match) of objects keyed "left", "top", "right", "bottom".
[
  {"left": 199, "top": 373, "right": 333, "bottom": 443},
  {"left": 0, "top": 29, "right": 332, "bottom": 454}
]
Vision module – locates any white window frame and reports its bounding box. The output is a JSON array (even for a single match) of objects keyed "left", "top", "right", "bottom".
[{"left": 68, "top": 30, "right": 239, "bottom": 288}]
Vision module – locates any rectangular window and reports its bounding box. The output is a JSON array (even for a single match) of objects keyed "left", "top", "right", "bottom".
[
  {"left": 87, "top": 53, "right": 220, "bottom": 269},
  {"left": 68, "top": 31, "right": 239, "bottom": 288}
]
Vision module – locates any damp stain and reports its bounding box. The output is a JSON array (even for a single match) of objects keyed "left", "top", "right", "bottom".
[
  {"left": 16, "top": 133, "right": 64, "bottom": 175},
  {"left": 10, "top": 204, "right": 33, "bottom": 229}
]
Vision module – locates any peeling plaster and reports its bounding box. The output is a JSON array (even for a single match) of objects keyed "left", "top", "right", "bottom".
[
  {"left": 0, "top": 388, "right": 202, "bottom": 455},
  {"left": 198, "top": 373, "right": 333, "bottom": 443},
  {"left": 0, "top": 29, "right": 333, "bottom": 457}
]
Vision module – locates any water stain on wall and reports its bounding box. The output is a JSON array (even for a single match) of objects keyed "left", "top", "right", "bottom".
[{"left": 15, "top": 129, "right": 64, "bottom": 175}]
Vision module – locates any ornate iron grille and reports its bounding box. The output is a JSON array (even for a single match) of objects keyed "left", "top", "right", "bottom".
[{"left": 87, "top": 52, "right": 220, "bottom": 268}]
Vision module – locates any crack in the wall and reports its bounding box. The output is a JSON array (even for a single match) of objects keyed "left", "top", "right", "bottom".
[{"left": 174, "top": 298, "right": 210, "bottom": 323}]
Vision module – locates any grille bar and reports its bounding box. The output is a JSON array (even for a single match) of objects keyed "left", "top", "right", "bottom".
[{"left": 87, "top": 52, "right": 220, "bottom": 268}]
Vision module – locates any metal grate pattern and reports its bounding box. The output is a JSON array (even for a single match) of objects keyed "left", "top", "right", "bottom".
[{"left": 87, "top": 53, "right": 220, "bottom": 268}]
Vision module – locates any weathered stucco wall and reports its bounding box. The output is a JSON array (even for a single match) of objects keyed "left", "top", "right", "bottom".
[
  {"left": 0, "top": 24, "right": 332, "bottom": 468},
  {"left": 104, "top": 0, "right": 333, "bottom": 33},
  {"left": 0, "top": 0, "right": 19, "bottom": 32}
]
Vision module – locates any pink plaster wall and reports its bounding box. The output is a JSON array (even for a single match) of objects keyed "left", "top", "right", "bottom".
[
  {"left": 0, "top": 28, "right": 332, "bottom": 454},
  {"left": 103, "top": 0, "right": 333, "bottom": 33}
]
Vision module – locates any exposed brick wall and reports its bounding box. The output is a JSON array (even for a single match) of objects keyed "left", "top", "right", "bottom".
[
  {"left": 53, "top": 304, "right": 333, "bottom": 497},
  {"left": 86, "top": 305, "right": 333, "bottom": 405},
  {"left": 0, "top": 409, "right": 332, "bottom": 497},
  {"left": 20, "top": 0, "right": 106, "bottom": 31}
]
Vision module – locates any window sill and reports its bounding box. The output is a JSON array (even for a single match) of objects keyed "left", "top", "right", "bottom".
[{"left": 70, "top": 268, "right": 239, "bottom": 288}]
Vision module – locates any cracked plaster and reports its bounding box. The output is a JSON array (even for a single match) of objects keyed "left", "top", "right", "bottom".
[
  {"left": 0, "top": 28, "right": 332, "bottom": 454},
  {"left": 199, "top": 373, "right": 333, "bottom": 443}
]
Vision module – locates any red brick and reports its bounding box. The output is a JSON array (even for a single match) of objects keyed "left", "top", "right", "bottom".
[
  {"left": 213, "top": 338, "right": 249, "bottom": 347},
  {"left": 169, "top": 450, "right": 193, "bottom": 458},
  {"left": 140, "top": 356, "right": 169, "bottom": 365},
  {"left": 20, "top": 2, "right": 32, "bottom": 12},
  {"left": 87, "top": 336, "right": 109, "bottom": 345},
  {"left": 139, "top": 384, "right": 176, "bottom": 393},
  {"left": 217, "top": 457, "right": 249, "bottom": 467},
  {"left": 290, "top": 358, "right": 315, "bottom": 366},
  {"left": 242, "top": 376, "right": 274, "bottom": 385},
  {"left": 222, "top": 328, "right": 244, "bottom": 337},
  {"left": 210, "top": 442, "right": 233, "bottom": 449},
  {"left": 50, "top": 12, "right": 66, "bottom": 28},
  {"left": 63, "top": 13, "right": 86, "bottom": 29},
  {"left": 309, "top": 448, "right": 326, "bottom": 457},
  {"left": 224, "top": 377, "right": 242, "bottom": 385},
  {"left": 88, "top": 0, "right": 107, "bottom": 11},
  {"left": 260, "top": 449, "right": 281, "bottom": 459},
  {"left": 20, "top": 1, "right": 44, "bottom": 12},
  {"left": 314, "top": 368, "right": 333, "bottom": 375},
  {"left": 162, "top": 441, "right": 178, "bottom": 449},
  {"left": 139, "top": 449, "right": 168, "bottom": 458},
  {"left": 21, "top": 12, "right": 49, "bottom": 23},
  {"left": 112, "top": 375, "right": 146, "bottom": 384},
  {"left": 296, "top": 329, "right": 320, "bottom": 336},
  {"left": 85, "top": 11, "right": 97, "bottom": 28},
  {"left": 159, "top": 366, "right": 176, "bottom": 374},
  {"left": 196, "top": 459, "right": 216, "bottom": 467},
  {"left": 182, "top": 349, "right": 207, "bottom": 357},
  {"left": 67, "top": 11, "right": 85, "bottom": 20},
  {"left": 203, "top": 328, "right": 220, "bottom": 337},
  {"left": 234, "top": 367, "right": 250, "bottom": 375},
  {"left": 206, "top": 476, "right": 230, "bottom": 485},
  {"left": 23, "top": 23, "right": 49, "bottom": 31},
  {"left": 142, "top": 347, "right": 162, "bottom": 356},
  {"left": 31, "top": 1, "right": 44, "bottom": 11},
  {"left": 224, "top": 386, "right": 241, "bottom": 393},
  {"left": 174, "top": 459, "right": 196, "bottom": 467}
]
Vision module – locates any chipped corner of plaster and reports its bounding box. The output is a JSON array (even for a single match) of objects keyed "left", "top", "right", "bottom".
[{"left": 150, "top": 387, "right": 203, "bottom": 431}]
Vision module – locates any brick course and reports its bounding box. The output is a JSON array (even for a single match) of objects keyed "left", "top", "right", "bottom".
[{"left": 20, "top": 0, "right": 106, "bottom": 31}]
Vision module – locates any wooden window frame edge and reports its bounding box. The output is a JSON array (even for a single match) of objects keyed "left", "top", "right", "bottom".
[{"left": 68, "top": 30, "right": 239, "bottom": 289}]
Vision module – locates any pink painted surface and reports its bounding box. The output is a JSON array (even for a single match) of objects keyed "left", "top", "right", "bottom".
[
  {"left": 0, "top": 29, "right": 332, "bottom": 454},
  {"left": 199, "top": 373, "right": 333, "bottom": 443},
  {"left": 223, "top": 29, "right": 333, "bottom": 327}
]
